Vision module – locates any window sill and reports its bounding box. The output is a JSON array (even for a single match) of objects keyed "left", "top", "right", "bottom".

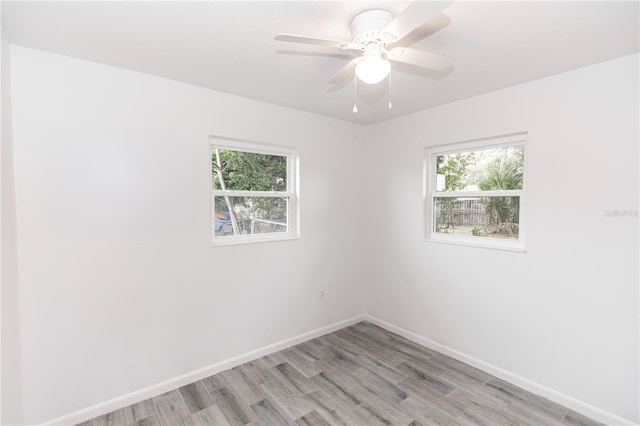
[
  {"left": 211, "top": 234, "right": 299, "bottom": 247},
  {"left": 424, "top": 237, "right": 526, "bottom": 253}
]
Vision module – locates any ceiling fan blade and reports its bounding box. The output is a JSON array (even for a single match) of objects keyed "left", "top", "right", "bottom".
[
  {"left": 382, "top": 0, "right": 454, "bottom": 42},
  {"left": 275, "top": 33, "right": 357, "bottom": 50},
  {"left": 388, "top": 47, "right": 455, "bottom": 71},
  {"left": 329, "top": 57, "right": 362, "bottom": 85}
]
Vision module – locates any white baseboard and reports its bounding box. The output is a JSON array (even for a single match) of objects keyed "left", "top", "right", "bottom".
[
  {"left": 363, "top": 314, "right": 637, "bottom": 426},
  {"left": 44, "top": 314, "right": 366, "bottom": 426}
]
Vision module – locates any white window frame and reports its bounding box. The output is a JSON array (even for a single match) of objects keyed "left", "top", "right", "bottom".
[
  {"left": 210, "top": 136, "right": 299, "bottom": 247},
  {"left": 424, "top": 132, "right": 527, "bottom": 252}
]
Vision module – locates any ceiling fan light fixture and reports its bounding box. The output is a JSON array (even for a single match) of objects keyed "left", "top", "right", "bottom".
[{"left": 355, "top": 55, "right": 390, "bottom": 84}]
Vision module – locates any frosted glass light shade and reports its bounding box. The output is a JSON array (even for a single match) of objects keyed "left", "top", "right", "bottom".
[{"left": 355, "top": 56, "right": 390, "bottom": 84}]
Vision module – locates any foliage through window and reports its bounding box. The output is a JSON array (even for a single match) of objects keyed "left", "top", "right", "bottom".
[
  {"left": 211, "top": 137, "right": 298, "bottom": 245},
  {"left": 425, "top": 133, "right": 526, "bottom": 250}
]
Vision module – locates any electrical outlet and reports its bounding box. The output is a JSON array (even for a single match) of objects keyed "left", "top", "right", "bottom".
[{"left": 319, "top": 289, "right": 325, "bottom": 301}]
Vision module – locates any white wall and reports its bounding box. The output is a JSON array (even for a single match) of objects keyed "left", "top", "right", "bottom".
[
  {"left": 364, "top": 54, "right": 639, "bottom": 423},
  {"left": 1, "top": 33, "right": 24, "bottom": 425},
  {"left": 9, "top": 46, "right": 367, "bottom": 424}
]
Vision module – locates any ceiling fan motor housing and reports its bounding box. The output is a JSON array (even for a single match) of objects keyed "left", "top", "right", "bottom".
[{"left": 351, "top": 9, "right": 397, "bottom": 45}]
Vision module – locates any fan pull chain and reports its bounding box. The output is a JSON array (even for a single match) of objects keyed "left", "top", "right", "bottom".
[
  {"left": 352, "top": 73, "right": 358, "bottom": 113},
  {"left": 388, "top": 72, "right": 392, "bottom": 109}
]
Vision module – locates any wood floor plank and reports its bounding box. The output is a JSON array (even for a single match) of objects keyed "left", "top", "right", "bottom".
[
  {"left": 503, "top": 399, "right": 565, "bottom": 425},
  {"left": 280, "top": 347, "right": 324, "bottom": 378},
  {"left": 427, "top": 354, "right": 493, "bottom": 387},
  {"left": 319, "top": 334, "right": 364, "bottom": 358},
  {"left": 318, "top": 339, "right": 350, "bottom": 358},
  {"left": 386, "top": 342, "right": 440, "bottom": 371},
  {"left": 240, "top": 359, "right": 275, "bottom": 385},
  {"left": 261, "top": 350, "right": 288, "bottom": 368},
  {"left": 304, "top": 390, "right": 353, "bottom": 425},
  {"left": 129, "top": 415, "right": 161, "bottom": 426},
  {"left": 354, "top": 352, "right": 408, "bottom": 385},
  {"left": 447, "top": 386, "right": 509, "bottom": 415},
  {"left": 457, "top": 407, "right": 504, "bottom": 426},
  {"left": 289, "top": 345, "right": 321, "bottom": 363},
  {"left": 387, "top": 351, "right": 436, "bottom": 370},
  {"left": 388, "top": 335, "right": 436, "bottom": 359},
  {"left": 124, "top": 398, "right": 157, "bottom": 423},
  {"left": 94, "top": 409, "right": 126, "bottom": 426},
  {"left": 210, "top": 386, "right": 257, "bottom": 426},
  {"left": 484, "top": 378, "right": 568, "bottom": 420},
  {"left": 179, "top": 381, "right": 215, "bottom": 414},
  {"left": 352, "top": 367, "right": 409, "bottom": 403},
  {"left": 261, "top": 374, "right": 316, "bottom": 420},
  {"left": 271, "top": 362, "right": 316, "bottom": 394},
  {"left": 346, "top": 324, "right": 395, "bottom": 348},
  {"left": 293, "top": 410, "right": 332, "bottom": 426},
  {"left": 323, "top": 347, "right": 362, "bottom": 372},
  {"left": 314, "top": 357, "right": 360, "bottom": 390},
  {"left": 333, "top": 328, "right": 386, "bottom": 353},
  {"left": 562, "top": 410, "right": 606, "bottom": 426},
  {"left": 400, "top": 395, "right": 462, "bottom": 426},
  {"left": 350, "top": 384, "right": 415, "bottom": 426},
  {"left": 328, "top": 406, "right": 384, "bottom": 426},
  {"left": 457, "top": 384, "right": 542, "bottom": 425},
  {"left": 192, "top": 404, "right": 230, "bottom": 426},
  {"left": 309, "top": 372, "right": 362, "bottom": 411},
  {"left": 250, "top": 398, "right": 289, "bottom": 425},
  {"left": 339, "top": 327, "right": 395, "bottom": 354},
  {"left": 351, "top": 402, "right": 397, "bottom": 426},
  {"left": 396, "top": 362, "right": 456, "bottom": 396},
  {"left": 307, "top": 336, "right": 333, "bottom": 353},
  {"left": 458, "top": 404, "right": 527, "bottom": 426},
  {"left": 397, "top": 377, "right": 465, "bottom": 418},
  {"left": 333, "top": 330, "right": 401, "bottom": 367},
  {"left": 153, "top": 390, "right": 195, "bottom": 426},
  {"left": 296, "top": 341, "right": 328, "bottom": 360},
  {"left": 201, "top": 372, "right": 230, "bottom": 395},
  {"left": 223, "top": 365, "right": 267, "bottom": 406},
  {"left": 353, "top": 321, "right": 399, "bottom": 341}
]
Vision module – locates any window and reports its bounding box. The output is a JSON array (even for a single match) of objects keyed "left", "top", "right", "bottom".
[
  {"left": 211, "top": 136, "right": 298, "bottom": 246},
  {"left": 424, "top": 132, "right": 527, "bottom": 251}
]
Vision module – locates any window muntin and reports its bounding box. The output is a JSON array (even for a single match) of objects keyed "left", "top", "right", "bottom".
[
  {"left": 211, "top": 137, "right": 298, "bottom": 246},
  {"left": 425, "top": 133, "right": 526, "bottom": 251}
]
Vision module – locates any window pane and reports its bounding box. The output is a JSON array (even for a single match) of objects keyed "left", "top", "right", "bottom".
[
  {"left": 436, "top": 145, "right": 524, "bottom": 192},
  {"left": 434, "top": 196, "right": 520, "bottom": 240},
  {"left": 214, "top": 196, "right": 288, "bottom": 236},
  {"left": 212, "top": 149, "right": 287, "bottom": 191}
]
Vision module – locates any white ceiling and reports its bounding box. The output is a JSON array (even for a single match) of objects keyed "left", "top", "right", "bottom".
[{"left": 2, "top": 1, "right": 638, "bottom": 124}]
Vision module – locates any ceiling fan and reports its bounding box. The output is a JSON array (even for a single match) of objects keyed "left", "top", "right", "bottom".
[{"left": 275, "top": 1, "right": 456, "bottom": 87}]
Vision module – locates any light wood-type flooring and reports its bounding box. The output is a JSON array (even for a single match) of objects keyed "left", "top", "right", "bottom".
[{"left": 77, "top": 321, "right": 604, "bottom": 426}]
